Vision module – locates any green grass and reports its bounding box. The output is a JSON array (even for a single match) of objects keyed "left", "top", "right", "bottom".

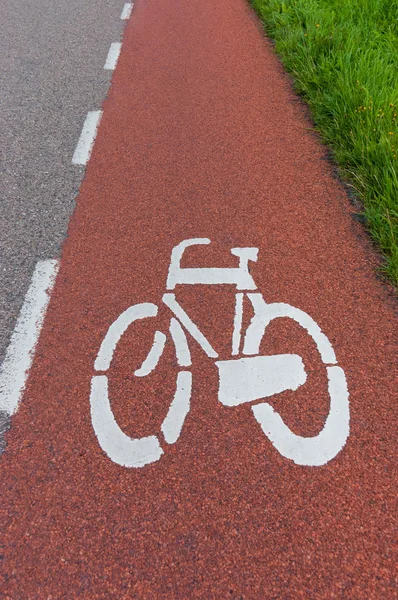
[{"left": 251, "top": 0, "right": 398, "bottom": 285}]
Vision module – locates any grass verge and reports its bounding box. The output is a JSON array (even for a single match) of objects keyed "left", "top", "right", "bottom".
[{"left": 251, "top": 0, "right": 398, "bottom": 285}]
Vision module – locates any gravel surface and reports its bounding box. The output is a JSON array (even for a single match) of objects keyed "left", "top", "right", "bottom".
[{"left": 0, "top": 0, "right": 125, "bottom": 363}]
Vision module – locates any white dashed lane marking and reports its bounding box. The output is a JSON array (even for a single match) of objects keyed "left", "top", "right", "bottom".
[
  {"left": 104, "top": 42, "right": 122, "bottom": 71},
  {"left": 0, "top": 260, "right": 59, "bottom": 417},
  {"left": 72, "top": 111, "right": 103, "bottom": 166},
  {"left": 121, "top": 3, "right": 133, "bottom": 20}
]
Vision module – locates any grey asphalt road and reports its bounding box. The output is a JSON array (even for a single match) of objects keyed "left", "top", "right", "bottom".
[{"left": 0, "top": 0, "right": 127, "bottom": 365}]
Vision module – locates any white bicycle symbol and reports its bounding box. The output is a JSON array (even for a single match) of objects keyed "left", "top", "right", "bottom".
[{"left": 90, "top": 239, "right": 349, "bottom": 468}]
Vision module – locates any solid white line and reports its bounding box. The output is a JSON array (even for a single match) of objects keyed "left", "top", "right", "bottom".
[
  {"left": 72, "top": 111, "right": 103, "bottom": 165},
  {"left": 120, "top": 3, "right": 133, "bottom": 20},
  {"left": 0, "top": 259, "right": 59, "bottom": 416},
  {"left": 104, "top": 42, "right": 122, "bottom": 71}
]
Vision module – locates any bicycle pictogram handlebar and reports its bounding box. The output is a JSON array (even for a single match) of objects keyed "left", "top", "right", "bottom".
[{"left": 166, "top": 238, "right": 259, "bottom": 290}]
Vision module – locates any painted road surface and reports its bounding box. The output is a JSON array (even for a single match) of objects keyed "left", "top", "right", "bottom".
[{"left": 1, "top": 0, "right": 397, "bottom": 596}]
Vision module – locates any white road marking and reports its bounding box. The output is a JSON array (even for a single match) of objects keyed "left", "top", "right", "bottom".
[
  {"left": 104, "top": 42, "right": 122, "bottom": 71},
  {"left": 120, "top": 3, "right": 133, "bottom": 20},
  {"left": 90, "top": 375, "right": 163, "bottom": 468},
  {"left": 244, "top": 294, "right": 337, "bottom": 364},
  {"left": 161, "top": 371, "right": 192, "bottom": 444},
  {"left": 217, "top": 354, "right": 306, "bottom": 407},
  {"left": 169, "top": 318, "right": 191, "bottom": 367},
  {"left": 135, "top": 331, "right": 166, "bottom": 377},
  {"left": 252, "top": 366, "right": 349, "bottom": 466},
  {"left": 0, "top": 259, "right": 59, "bottom": 416},
  {"left": 232, "top": 292, "right": 243, "bottom": 355},
  {"left": 89, "top": 238, "right": 350, "bottom": 468},
  {"left": 162, "top": 293, "right": 218, "bottom": 358},
  {"left": 94, "top": 303, "right": 158, "bottom": 372},
  {"left": 72, "top": 111, "right": 103, "bottom": 166},
  {"left": 166, "top": 238, "right": 258, "bottom": 290}
]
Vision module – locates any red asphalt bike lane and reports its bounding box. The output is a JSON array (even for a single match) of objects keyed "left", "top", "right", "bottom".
[{"left": 1, "top": 0, "right": 397, "bottom": 597}]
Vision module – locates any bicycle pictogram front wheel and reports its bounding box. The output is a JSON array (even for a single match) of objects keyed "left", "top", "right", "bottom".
[{"left": 90, "top": 303, "right": 192, "bottom": 468}]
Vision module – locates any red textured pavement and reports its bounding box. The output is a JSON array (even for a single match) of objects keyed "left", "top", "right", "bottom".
[{"left": 1, "top": 0, "right": 397, "bottom": 597}]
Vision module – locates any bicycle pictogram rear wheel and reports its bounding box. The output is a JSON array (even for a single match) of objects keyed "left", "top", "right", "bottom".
[{"left": 242, "top": 293, "right": 349, "bottom": 466}]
